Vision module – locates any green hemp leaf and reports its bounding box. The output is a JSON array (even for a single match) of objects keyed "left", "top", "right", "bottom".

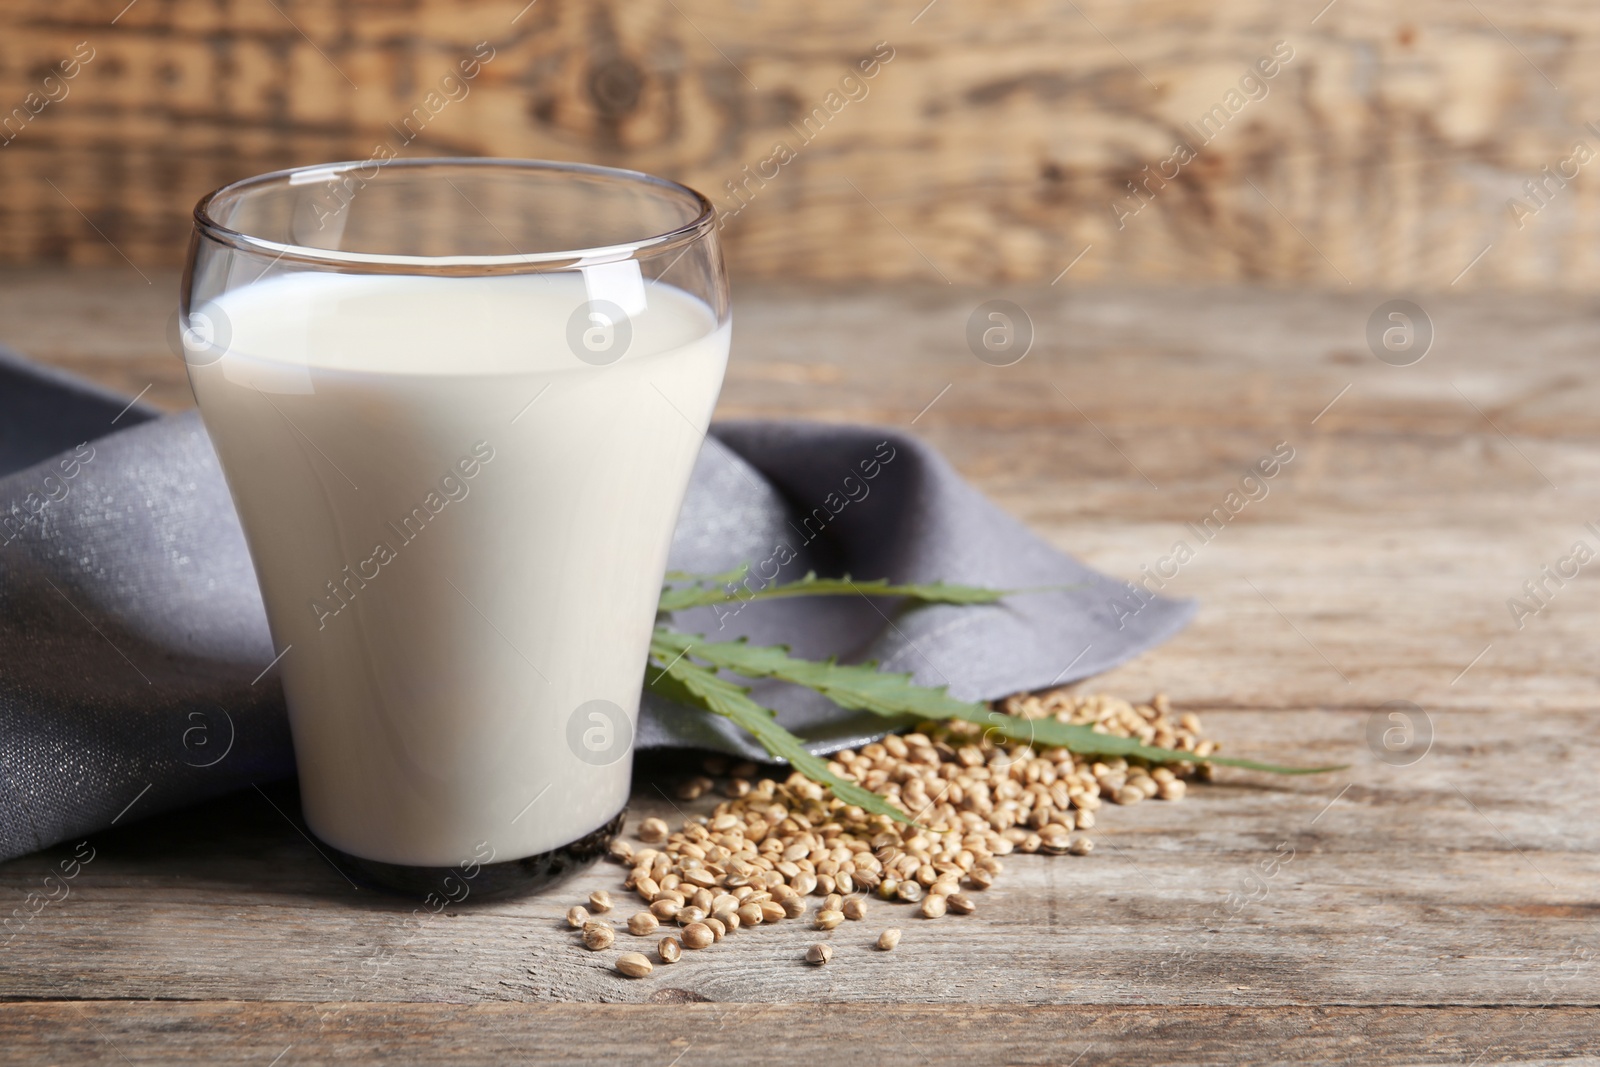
[{"left": 648, "top": 569, "right": 1342, "bottom": 816}]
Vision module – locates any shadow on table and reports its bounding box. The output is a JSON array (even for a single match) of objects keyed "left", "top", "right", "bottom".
[{"left": 0, "top": 751, "right": 722, "bottom": 911}]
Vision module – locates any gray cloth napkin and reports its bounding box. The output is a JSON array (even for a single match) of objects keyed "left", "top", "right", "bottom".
[{"left": 0, "top": 346, "right": 1193, "bottom": 863}]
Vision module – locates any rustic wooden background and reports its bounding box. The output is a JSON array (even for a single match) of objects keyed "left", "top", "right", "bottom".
[
  {"left": 3, "top": 0, "right": 1600, "bottom": 288},
  {"left": 4, "top": 2, "right": 1600, "bottom": 1059}
]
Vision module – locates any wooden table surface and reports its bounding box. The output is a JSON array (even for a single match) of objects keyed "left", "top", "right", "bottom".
[{"left": 1, "top": 269, "right": 1597, "bottom": 1065}]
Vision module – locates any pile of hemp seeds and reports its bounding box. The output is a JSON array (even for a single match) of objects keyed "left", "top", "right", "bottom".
[{"left": 566, "top": 689, "right": 1217, "bottom": 978}]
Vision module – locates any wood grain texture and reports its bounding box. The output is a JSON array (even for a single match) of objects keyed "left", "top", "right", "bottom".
[
  {"left": 4, "top": 2, "right": 1600, "bottom": 288},
  {"left": 3, "top": 1003, "right": 1600, "bottom": 1066},
  {"left": 0, "top": 738, "right": 1595, "bottom": 1010},
  {"left": 1, "top": 272, "right": 1598, "bottom": 1062}
]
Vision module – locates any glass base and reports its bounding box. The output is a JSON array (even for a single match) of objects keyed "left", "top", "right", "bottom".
[{"left": 324, "top": 808, "right": 626, "bottom": 901}]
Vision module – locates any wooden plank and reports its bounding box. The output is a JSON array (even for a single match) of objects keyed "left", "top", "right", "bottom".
[
  {"left": 0, "top": 704, "right": 1594, "bottom": 1007},
  {"left": 3, "top": 2, "right": 1600, "bottom": 289},
  {"left": 2, "top": 1002, "right": 1598, "bottom": 1066}
]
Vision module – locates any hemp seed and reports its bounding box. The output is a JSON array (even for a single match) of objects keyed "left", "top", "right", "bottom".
[
  {"left": 588, "top": 890, "right": 613, "bottom": 913},
  {"left": 805, "top": 943, "right": 832, "bottom": 965},
  {"left": 876, "top": 928, "right": 902, "bottom": 951},
  {"left": 566, "top": 905, "right": 590, "bottom": 929},
  {"left": 616, "top": 952, "right": 653, "bottom": 978},
  {"left": 681, "top": 922, "right": 714, "bottom": 950},
  {"left": 658, "top": 936, "right": 683, "bottom": 963},
  {"left": 582, "top": 922, "right": 615, "bottom": 951},
  {"left": 676, "top": 776, "right": 714, "bottom": 800},
  {"left": 578, "top": 689, "right": 1215, "bottom": 966},
  {"left": 628, "top": 912, "right": 659, "bottom": 936}
]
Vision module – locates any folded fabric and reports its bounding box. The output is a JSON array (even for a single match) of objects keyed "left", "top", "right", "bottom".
[{"left": 0, "top": 345, "right": 1193, "bottom": 863}]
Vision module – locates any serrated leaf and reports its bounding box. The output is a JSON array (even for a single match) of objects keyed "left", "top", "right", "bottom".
[
  {"left": 655, "top": 629, "right": 1344, "bottom": 776},
  {"left": 657, "top": 569, "right": 1014, "bottom": 614},
  {"left": 644, "top": 635, "right": 914, "bottom": 824},
  {"left": 652, "top": 628, "right": 962, "bottom": 719},
  {"left": 663, "top": 563, "right": 750, "bottom": 587}
]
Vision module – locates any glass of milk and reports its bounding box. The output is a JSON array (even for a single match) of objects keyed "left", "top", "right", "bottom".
[{"left": 181, "top": 159, "right": 730, "bottom": 897}]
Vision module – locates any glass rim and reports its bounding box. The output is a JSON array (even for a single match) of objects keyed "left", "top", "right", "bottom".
[{"left": 192, "top": 157, "right": 718, "bottom": 273}]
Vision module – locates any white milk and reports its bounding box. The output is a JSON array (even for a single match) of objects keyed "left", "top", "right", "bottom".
[{"left": 188, "top": 270, "right": 729, "bottom": 866}]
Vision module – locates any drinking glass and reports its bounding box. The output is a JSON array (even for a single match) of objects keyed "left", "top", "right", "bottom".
[{"left": 181, "top": 159, "right": 729, "bottom": 896}]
